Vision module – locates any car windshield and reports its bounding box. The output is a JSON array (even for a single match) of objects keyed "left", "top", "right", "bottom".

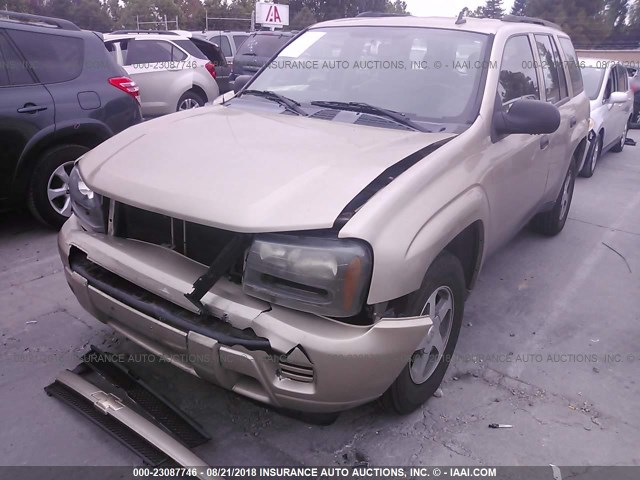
[
  {"left": 581, "top": 66, "right": 606, "bottom": 100},
  {"left": 236, "top": 34, "right": 291, "bottom": 57},
  {"left": 245, "top": 27, "right": 489, "bottom": 126}
]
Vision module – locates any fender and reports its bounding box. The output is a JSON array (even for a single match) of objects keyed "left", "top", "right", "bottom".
[{"left": 13, "top": 120, "right": 113, "bottom": 193}]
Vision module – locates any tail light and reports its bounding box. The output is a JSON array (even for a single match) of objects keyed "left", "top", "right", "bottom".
[
  {"left": 205, "top": 62, "right": 217, "bottom": 79},
  {"left": 109, "top": 77, "right": 140, "bottom": 104}
]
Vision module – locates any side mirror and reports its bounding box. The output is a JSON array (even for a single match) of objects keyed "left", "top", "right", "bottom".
[
  {"left": 494, "top": 99, "right": 561, "bottom": 136},
  {"left": 609, "top": 91, "right": 628, "bottom": 104},
  {"left": 233, "top": 75, "right": 252, "bottom": 94}
]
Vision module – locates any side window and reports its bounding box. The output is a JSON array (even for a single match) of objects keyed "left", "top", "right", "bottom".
[
  {"left": 219, "top": 36, "right": 232, "bottom": 57},
  {"left": 7, "top": 29, "right": 83, "bottom": 83},
  {"left": 558, "top": 37, "right": 584, "bottom": 95},
  {"left": 549, "top": 37, "right": 569, "bottom": 98},
  {"left": 125, "top": 40, "right": 184, "bottom": 65},
  {"left": 535, "top": 35, "right": 566, "bottom": 103},
  {"left": 233, "top": 35, "right": 248, "bottom": 50},
  {"left": 0, "top": 31, "right": 34, "bottom": 85},
  {"left": 616, "top": 65, "right": 628, "bottom": 92},
  {"left": 498, "top": 35, "right": 540, "bottom": 106},
  {"left": 604, "top": 69, "right": 615, "bottom": 100}
]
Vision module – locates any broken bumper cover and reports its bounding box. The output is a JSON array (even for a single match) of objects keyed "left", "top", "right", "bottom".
[{"left": 59, "top": 216, "right": 430, "bottom": 413}]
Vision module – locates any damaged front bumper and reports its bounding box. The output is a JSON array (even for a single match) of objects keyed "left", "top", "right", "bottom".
[{"left": 59, "top": 216, "right": 430, "bottom": 413}]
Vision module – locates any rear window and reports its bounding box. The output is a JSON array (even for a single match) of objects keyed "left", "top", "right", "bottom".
[
  {"left": 173, "top": 39, "right": 207, "bottom": 60},
  {"left": 7, "top": 29, "right": 83, "bottom": 83},
  {"left": 558, "top": 37, "right": 584, "bottom": 95},
  {"left": 125, "top": 39, "right": 187, "bottom": 64},
  {"left": 233, "top": 35, "right": 249, "bottom": 49},
  {"left": 237, "top": 34, "right": 290, "bottom": 58}
]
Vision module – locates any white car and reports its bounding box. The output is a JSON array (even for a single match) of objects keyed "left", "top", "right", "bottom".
[
  {"left": 104, "top": 31, "right": 220, "bottom": 117},
  {"left": 579, "top": 58, "right": 633, "bottom": 177}
]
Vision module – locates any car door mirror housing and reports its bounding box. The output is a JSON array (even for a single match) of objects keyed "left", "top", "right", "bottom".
[
  {"left": 233, "top": 75, "right": 252, "bottom": 94},
  {"left": 494, "top": 99, "right": 561, "bottom": 136},
  {"left": 609, "top": 91, "right": 628, "bottom": 104}
]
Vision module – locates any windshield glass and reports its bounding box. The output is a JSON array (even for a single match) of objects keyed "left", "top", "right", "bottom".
[
  {"left": 581, "top": 66, "right": 605, "bottom": 100},
  {"left": 237, "top": 34, "right": 291, "bottom": 57},
  {"left": 246, "top": 26, "right": 490, "bottom": 125}
]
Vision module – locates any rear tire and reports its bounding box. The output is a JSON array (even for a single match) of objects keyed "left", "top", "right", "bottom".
[
  {"left": 611, "top": 119, "right": 629, "bottom": 153},
  {"left": 381, "top": 251, "right": 465, "bottom": 414},
  {"left": 27, "top": 144, "right": 89, "bottom": 229},
  {"left": 530, "top": 159, "right": 576, "bottom": 236},
  {"left": 177, "top": 91, "right": 205, "bottom": 111}
]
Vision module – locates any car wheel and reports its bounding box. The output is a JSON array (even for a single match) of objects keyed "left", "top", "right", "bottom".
[
  {"left": 611, "top": 119, "right": 629, "bottom": 153},
  {"left": 27, "top": 144, "right": 89, "bottom": 229},
  {"left": 381, "top": 251, "right": 465, "bottom": 414},
  {"left": 177, "top": 91, "right": 205, "bottom": 111},
  {"left": 580, "top": 135, "right": 601, "bottom": 178},
  {"left": 530, "top": 160, "right": 576, "bottom": 236}
]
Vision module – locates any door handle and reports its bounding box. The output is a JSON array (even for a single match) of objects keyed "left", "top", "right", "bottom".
[
  {"left": 540, "top": 136, "right": 550, "bottom": 150},
  {"left": 17, "top": 104, "right": 48, "bottom": 114},
  {"left": 569, "top": 116, "right": 577, "bottom": 128}
]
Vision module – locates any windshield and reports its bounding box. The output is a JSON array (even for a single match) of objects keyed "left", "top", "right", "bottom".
[
  {"left": 246, "top": 26, "right": 490, "bottom": 125},
  {"left": 581, "top": 66, "right": 606, "bottom": 100},
  {"left": 236, "top": 34, "right": 291, "bottom": 57}
]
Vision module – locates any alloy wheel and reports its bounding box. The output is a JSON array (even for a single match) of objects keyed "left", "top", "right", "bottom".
[
  {"left": 410, "top": 286, "right": 454, "bottom": 384},
  {"left": 47, "top": 161, "right": 75, "bottom": 217},
  {"left": 178, "top": 98, "right": 200, "bottom": 110}
]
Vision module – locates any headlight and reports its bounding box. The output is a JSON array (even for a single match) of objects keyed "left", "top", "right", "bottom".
[
  {"left": 69, "top": 166, "right": 106, "bottom": 233},
  {"left": 242, "top": 234, "right": 373, "bottom": 317}
]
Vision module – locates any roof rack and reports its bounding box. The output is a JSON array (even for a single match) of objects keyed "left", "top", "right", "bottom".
[
  {"left": 501, "top": 15, "right": 561, "bottom": 31},
  {"left": 0, "top": 10, "right": 81, "bottom": 31},
  {"left": 356, "top": 11, "right": 411, "bottom": 18},
  {"left": 110, "top": 29, "right": 179, "bottom": 35}
]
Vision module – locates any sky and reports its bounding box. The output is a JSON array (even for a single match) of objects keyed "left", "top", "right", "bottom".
[{"left": 403, "top": 0, "right": 516, "bottom": 18}]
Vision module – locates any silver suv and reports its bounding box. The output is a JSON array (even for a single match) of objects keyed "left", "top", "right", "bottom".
[{"left": 60, "top": 15, "right": 589, "bottom": 414}]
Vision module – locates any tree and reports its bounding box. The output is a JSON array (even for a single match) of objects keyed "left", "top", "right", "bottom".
[
  {"left": 511, "top": 0, "right": 526, "bottom": 16},
  {"left": 483, "top": 0, "right": 504, "bottom": 18},
  {"left": 524, "top": 0, "right": 609, "bottom": 47},
  {"left": 291, "top": 5, "right": 317, "bottom": 29}
]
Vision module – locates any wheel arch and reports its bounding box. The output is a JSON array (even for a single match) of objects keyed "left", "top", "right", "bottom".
[{"left": 13, "top": 122, "right": 112, "bottom": 197}]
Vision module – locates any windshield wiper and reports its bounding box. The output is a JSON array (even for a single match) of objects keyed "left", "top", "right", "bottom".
[
  {"left": 310, "top": 101, "right": 430, "bottom": 132},
  {"left": 240, "top": 89, "right": 308, "bottom": 116}
]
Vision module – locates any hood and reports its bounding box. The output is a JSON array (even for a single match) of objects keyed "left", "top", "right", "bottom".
[{"left": 80, "top": 105, "right": 454, "bottom": 233}]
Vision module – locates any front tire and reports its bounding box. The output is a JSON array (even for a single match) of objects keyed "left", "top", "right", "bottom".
[
  {"left": 580, "top": 134, "right": 601, "bottom": 178},
  {"left": 27, "top": 144, "right": 89, "bottom": 229},
  {"left": 530, "top": 159, "right": 576, "bottom": 236},
  {"left": 382, "top": 251, "right": 465, "bottom": 414}
]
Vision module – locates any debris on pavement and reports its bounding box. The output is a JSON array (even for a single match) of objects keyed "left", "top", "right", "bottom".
[
  {"left": 25, "top": 321, "right": 37, "bottom": 325},
  {"left": 602, "top": 242, "right": 632, "bottom": 273},
  {"left": 488, "top": 423, "right": 513, "bottom": 429},
  {"left": 433, "top": 388, "right": 443, "bottom": 398}
]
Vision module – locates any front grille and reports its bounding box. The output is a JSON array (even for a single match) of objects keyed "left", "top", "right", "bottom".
[
  {"left": 113, "top": 202, "right": 240, "bottom": 269},
  {"left": 278, "top": 360, "right": 315, "bottom": 383}
]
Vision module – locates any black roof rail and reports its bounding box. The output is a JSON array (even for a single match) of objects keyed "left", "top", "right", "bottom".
[
  {"left": 501, "top": 15, "right": 562, "bottom": 31},
  {"left": 110, "top": 29, "right": 179, "bottom": 35},
  {"left": 356, "top": 11, "right": 411, "bottom": 18},
  {"left": 0, "top": 10, "right": 81, "bottom": 31}
]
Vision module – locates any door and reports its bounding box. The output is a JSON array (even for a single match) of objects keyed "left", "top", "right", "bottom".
[
  {"left": 486, "top": 34, "right": 549, "bottom": 247},
  {"left": 0, "top": 29, "right": 55, "bottom": 200},
  {"left": 613, "top": 65, "right": 632, "bottom": 138},
  {"left": 533, "top": 34, "right": 571, "bottom": 198},
  {"left": 190, "top": 37, "right": 231, "bottom": 93},
  {"left": 601, "top": 69, "right": 618, "bottom": 147},
  {"left": 122, "top": 39, "right": 189, "bottom": 116}
]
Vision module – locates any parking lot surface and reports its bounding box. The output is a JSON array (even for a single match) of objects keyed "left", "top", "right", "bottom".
[{"left": 1, "top": 134, "right": 639, "bottom": 467}]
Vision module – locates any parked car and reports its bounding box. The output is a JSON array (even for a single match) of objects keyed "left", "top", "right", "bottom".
[
  {"left": 60, "top": 15, "right": 588, "bottom": 414},
  {"left": 168, "top": 30, "right": 232, "bottom": 93},
  {"left": 104, "top": 31, "right": 220, "bottom": 117},
  {"left": 199, "top": 30, "right": 250, "bottom": 67},
  {"left": 630, "top": 70, "right": 640, "bottom": 128},
  {"left": 0, "top": 10, "right": 142, "bottom": 228},
  {"left": 231, "top": 31, "right": 295, "bottom": 79},
  {"left": 579, "top": 59, "right": 633, "bottom": 177}
]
